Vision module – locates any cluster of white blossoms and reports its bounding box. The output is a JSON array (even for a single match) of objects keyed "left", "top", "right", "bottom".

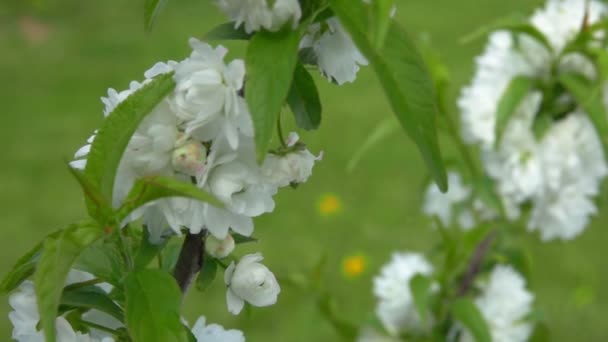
[
  {"left": 372, "top": 252, "right": 434, "bottom": 336},
  {"left": 370, "top": 254, "right": 534, "bottom": 341},
  {"left": 70, "top": 37, "right": 321, "bottom": 317},
  {"left": 459, "top": 0, "right": 608, "bottom": 240},
  {"left": 458, "top": 266, "right": 534, "bottom": 342}
]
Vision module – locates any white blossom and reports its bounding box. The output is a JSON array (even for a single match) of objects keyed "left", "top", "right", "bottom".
[
  {"left": 373, "top": 252, "right": 434, "bottom": 336},
  {"left": 261, "top": 133, "right": 322, "bottom": 187},
  {"left": 224, "top": 253, "right": 280, "bottom": 315},
  {"left": 216, "top": 0, "right": 301, "bottom": 34},
  {"left": 423, "top": 171, "right": 472, "bottom": 228},
  {"left": 190, "top": 316, "right": 245, "bottom": 342},
  {"left": 459, "top": 265, "right": 534, "bottom": 342},
  {"left": 205, "top": 233, "right": 236, "bottom": 258},
  {"left": 301, "top": 18, "right": 368, "bottom": 85}
]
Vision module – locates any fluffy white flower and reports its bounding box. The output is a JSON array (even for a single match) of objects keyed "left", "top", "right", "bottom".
[
  {"left": 302, "top": 17, "right": 368, "bottom": 85},
  {"left": 172, "top": 39, "right": 252, "bottom": 150},
  {"left": 190, "top": 316, "right": 245, "bottom": 342},
  {"left": 459, "top": 265, "right": 534, "bottom": 342},
  {"left": 423, "top": 171, "right": 472, "bottom": 228},
  {"left": 261, "top": 133, "right": 322, "bottom": 187},
  {"left": 9, "top": 278, "right": 115, "bottom": 342},
  {"left": 216, "top": 0, "right": 301, "bottom": 34},
  {"left": 459, "top": 0, "right": 608, "bottom": 239},
  {"left": 224, "top": 253, "right": 280, "bottom": 315},
  {"left": 373, "top": 252, "right": 434, "bottom": 336}
]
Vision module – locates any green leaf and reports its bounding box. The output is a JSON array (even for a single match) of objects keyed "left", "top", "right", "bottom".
[
  {"left": 461, "top": 14, "right": 553, "bottom": 52},
  {"left": 124, "top": 270, "right": 189, "bottom": 342},
  {"left": 195, "top": 258, "right": 217, "bottom": 291},
  {"left": 67, "top": 163, "right": 113, "bottom": 223},
  {"left": 329, "top": 0, "right": 447, "bottom": 191},
  {"left": 115, "top": 175, "right": 222, "bottom": 222},
  {"left": 84, "top": 73, "right": 175, "bottom": 210},
  {"left": 203, "top": 22, "right": 252, "bottom": 40},
  {"left": 409, "top": 274, "right": 433, "bottom": 323},
  {"left": 75, "top": 238, "right": 126, "bottom": 287},
  {"left": 144, "top": 0, "right": 168, "bottom": 32},
  {"left": 161, "top": 240, "right": 182, "bottom": 273},
  {"left": 61, "top": 285, "right": 124, "bottom": 322},
  {"left": 246, "top": 29, "right": 301, "bottom": 161},
  {"left": 1, "top": 242, "right": 42, "bottom": 294},
  {"left": 287, "top": 63, "right": 322, "bottom": 130},
  {"left": 34, "top": 221, "right": 104, "bottom": 342},
  {"left": 370, "top": 0, "right": 395, "bottom": 48},
  {"left": 559, "top": 73, "right": 608, "bottom": 159},
  {"left": 495, "top": 76, "right": 534, "bottom": 145},
  {"left": 451, "top": 297, "right": 492, "bottom": 342},
  {"left": 473, "top": 176, "right": 506, "bottom": 218},
  {"left": 134, "top": 227, "right": 168, "bottom": 270},
  {"left": 232, "top": 233, "right": 258, "bottom": 245}
]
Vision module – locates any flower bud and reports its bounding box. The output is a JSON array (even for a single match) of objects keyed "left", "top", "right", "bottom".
[
  {"left": 171, "top": 141, "right": 207, "bottom": 176},
  {"left": 224, "top": 253, "right": 280, "bottom": 315},
  {"left": 205, "top": 234, "right": 235, "bottom": 259}
]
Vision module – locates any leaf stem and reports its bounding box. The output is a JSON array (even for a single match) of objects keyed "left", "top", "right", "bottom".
[
  {"left": 457, "top": 229, "right": 497, "bottom": 296},
  {"left": 277, "top": 113, "right": 288, "bottom": 148}
]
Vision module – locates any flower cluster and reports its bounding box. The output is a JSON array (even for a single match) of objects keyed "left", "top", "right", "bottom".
[
  {"left": 369, "top": 254, "right": 534, "bottom": 341},
  {"left": 459, "top": 0, "right": 608, "bottom": 240}
]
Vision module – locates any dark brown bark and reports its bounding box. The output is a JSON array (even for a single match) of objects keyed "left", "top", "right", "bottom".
[{"left": 173, "top": 230, "right": 206, "bottom": 294}]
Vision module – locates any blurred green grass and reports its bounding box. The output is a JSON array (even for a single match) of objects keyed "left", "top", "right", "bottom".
[{"left": 1, "top": 0, "right": 607, "bottom": 340}]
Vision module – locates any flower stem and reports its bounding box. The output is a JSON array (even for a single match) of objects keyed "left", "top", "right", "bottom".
[
  {"left": 457, "top": 229, "right": 497, "bottom": 296},
  {"left": 173, "top": 230, "right": 207, "bottom": 294},
  {"left": 277, "top": 113, "right": 288, "bottom": 148}
]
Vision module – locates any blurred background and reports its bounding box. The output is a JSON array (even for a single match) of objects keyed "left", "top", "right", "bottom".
[{"left": 1, "top": 0, "right": 606, "bottom": 340}]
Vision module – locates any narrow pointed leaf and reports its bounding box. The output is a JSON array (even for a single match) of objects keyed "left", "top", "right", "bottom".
[
  {"left": 409, "top": 274, "right": 433, "bottom": 323},
  {"left": 246, "top": 29, "right": 301, "bottom": 161},
  {"left": 144, "top": 0, "right": 168, "bottom": 32},
  {"left": 204, "top": 22, "right": 252, "bottom": 41},
  {"left": 559, "top": 73, "right": 608, "bottom": 159},
  {"left": 115, "top": 175, "right": 222, "bottom": 222},
  {"left": 330, "top": 0, "right": 447, "bottom": 190},
  {"left": 67, "top": 164, "right": 112, "bottom": 223},
  {"left": 124, "top": 270, "right": 189, "bottom": 342},
  {"left": 287, "top": 63, "right": 322, "bottom": 130},
  {"left": 451, "top": 297, "right": 492, "bottom": 342},
  {"left": 1, "top": 243, "right": 42, "bottom": 294},
  {"left": 494, "top": 76, "right": 534, "bottom": 145},
  {"left": 34, "top": 221, "right": 104, "bottom": 342},
  {"left": 61, "top": 285, "right": 124, "bottom": 321},
  {"left": 84, "top": 73, "right": 175, "bottom": 208},
  {"left": 196, "top": 258, "right": 217, "bottom": 291}
]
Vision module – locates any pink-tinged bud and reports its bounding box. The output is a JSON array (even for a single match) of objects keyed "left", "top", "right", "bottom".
[{"left": 171, "top": 141, "right": 207, "bottom": 176}]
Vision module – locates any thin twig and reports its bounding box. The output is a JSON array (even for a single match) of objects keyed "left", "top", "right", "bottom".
[{"left": 457, "top": 229, "right": 497, "bottom": 296}]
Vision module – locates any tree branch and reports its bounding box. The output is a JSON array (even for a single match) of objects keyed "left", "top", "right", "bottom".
[
  {"left": 173, "top": 230, "right": 206, "bottom": 294},
  {"left": 457, "top": 229, "right": 497, "bottom": 296}
]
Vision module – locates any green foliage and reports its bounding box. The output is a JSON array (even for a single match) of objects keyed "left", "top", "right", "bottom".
[
  {"left": 232, "top": 233, "right": 258, "bottom": 245},
  {"left": 75, "top": 238, "right": 126, "bottom": 287},
  {"left": 124, "top": 270, "right": 189, "bottom": 342},
  {"left": 144, "top": 0, "right": 169, "bottom": 32},
  {"left": 495, "top": 75, "right": 535, "bottom": 146},
  {"left": 0, "top": 241, "right": 43, "bottom": 294},
  {"left": 330, "top": 0, "right": 448, "bottom": 191},
  {"left": 559, "top": 73, "right": 608, "bottom": 159},
  {"left": 195, "top": 257, "right": 217, "bottom": 291},
  {"left": 67, "top": 164, "right": 113, "bottom": 224},
  {"left": 369, "top": 0, "right": 395, "bottom": 48},
  {"left": 84, "top": 73, "right": 176, "bottom": 215},
  {"left": 287, "top": 63, "right": 322, "bottom": 130},
  {"left": 245, "top": 28, "right": 302, "bottom": 161},
  {"left": 451, "top": 297, "right": 492, "bottom": 342},
  {"left": 34, "top": 221, "right": 104, "bottom": 342},
  {"left": 204, "top": 22, "right": 252, "bottom": 40},
  {"left": 134, "top": 228, "right": 168, "bottom": 270},
  {"left": 115, "top": 175, "right": 222, "bottom": 222},
  {"left": 60, "top": 285, "right": 125, "bottom": 321},
  {"left": 409, "top": 274, "right": 433, "bottom": 324}
]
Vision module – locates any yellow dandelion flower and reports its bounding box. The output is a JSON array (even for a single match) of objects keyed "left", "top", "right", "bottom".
[
  {"left": 342, "top": 254, "right": 366, "bottom": 278},
  {"left": 318, "top": 193, "right": 341, "bottom": 216}
]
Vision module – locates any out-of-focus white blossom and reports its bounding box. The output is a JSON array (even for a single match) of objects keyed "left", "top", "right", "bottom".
[
  {"left": 373, "top": 252, "right": 434, "bottom": 336},
  {"left": 423, "top": 171, "right": 472, "bottom": 228},
  {"left": 459, "top": 265, "right": 534, "bottom": 342},
  {"left": 216, "top": 0, "right": 301, "bottom": 34},
  {"left": 301, "top": 18, "right": 368, "bottom": 85},
  {"left": 224, "top": 253, "right": 280, "bottom": 315},
  {"left": 190, "top": 316, "right": 245, "bottom": 342},
  {"left": 206, "top": 233, "right": 236, "bottom": 258},
  {"left": 459, "top": 0, "right": 608, "bottom": 240}
]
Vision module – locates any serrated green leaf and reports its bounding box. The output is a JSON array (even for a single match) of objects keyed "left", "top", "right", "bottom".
[
  {"left": 61, "top": 285, "right": 124, "bottom": 322},
  {"left": 246, "top": 29, "right": 301, "bottom": 161},
  {"left": 409, "top": 274, "right": 433, "bottom": 324},
  {"left": 329, "top": 0, "right": 447, "bottom": 191},
  {"left": 287, "top": 63, "right": 322, "bottom": 130},
  {"left": 495, "top": 76, "right": 534, "bottom": 146},
  {"left": 195, "top": 258, "right": 217, "bottom": 291},
  {"left": 124, "top": 270, "right": 189, "bottom": 342},
  {"left": 84, "top": 73, "right": 175, "bottom": 211},
  {"left": 144, "top": 0, "right": 168, "bottom": 32},
  {"left": 34, "top": 221, "right": 104, "bottom": 342},
  {"left": 559, "top": 73, "right": 608, "bottom": 159},
  {"left": 115, "top": 175, "right": 222, "bottom": 222},
  {"left": 461, "top": 14, "right": 553, "bottom": 52},
  {"left": 451, "top": 297, "right": 492, "bottom": 342},
  {"left": 203, "top": 22, "right": 252, "bottom": 40},
  {"left": 67, "top": 163, "right": 113, "bottom": 223}
]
